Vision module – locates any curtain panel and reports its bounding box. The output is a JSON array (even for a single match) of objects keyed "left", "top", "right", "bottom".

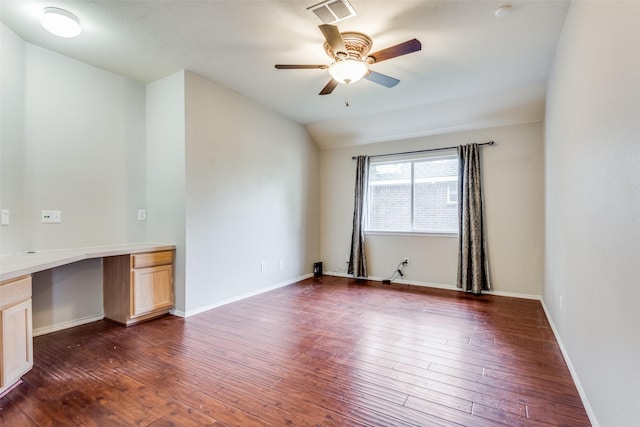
[
  {"left": 457, "top": 144, "right": 490, "bottom": 293},
  {"left": 348, "top": 155, "right": 369, "bottom": 279}
]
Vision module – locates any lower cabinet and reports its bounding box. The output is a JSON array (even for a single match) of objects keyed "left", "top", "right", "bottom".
[
  {"left": 103, "top": 250, "right": 175, "bottom": 326},
  {"left": 0, "top": 275, "right": 33, "bottom": 396}
]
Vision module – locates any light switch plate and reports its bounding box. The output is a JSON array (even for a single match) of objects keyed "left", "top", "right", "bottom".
[{"left": 1, "top": 209, "right": 9, "bottom": 225}]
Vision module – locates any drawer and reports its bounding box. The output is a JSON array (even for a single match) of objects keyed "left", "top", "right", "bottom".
[
  {"left": 0, "top": 275, "right": 32, "bottom": 310},
  {"left": 132, "top": 251, "right": 174, "bottom": 269}
]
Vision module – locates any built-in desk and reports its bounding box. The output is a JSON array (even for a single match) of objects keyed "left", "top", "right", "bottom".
[
  {"left": 0, "top": 243, "right": 176, "bottom": 396},
  {"left": 0, "top": 243, "right": 175, "bottom": 282}
]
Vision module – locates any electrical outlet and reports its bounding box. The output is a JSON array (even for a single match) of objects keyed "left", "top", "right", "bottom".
[
  {"left": 42, "top": 210, "right": 62, "bottom": 223},
  {"left": 279, "top": 260, "right": 284, "bottom": 269},
  {"left": 261, "top": 262, "right": 267, "bottom": 272},
  {"left": 138, "top": 209, "right": 147, "bottom": 221},
  {"left": 1, "top": 209, "right": 9, "bottom": 225}
]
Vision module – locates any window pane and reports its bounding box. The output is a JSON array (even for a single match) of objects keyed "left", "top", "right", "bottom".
[
  {"left": 414, "top": 158, "right": 458, "bottom": 232},
  {"left": 366, "top": 156, "right": 458, "bottom": 234},
  {"left": 368, "top": 162, "right": 411, "bottom": 231}
]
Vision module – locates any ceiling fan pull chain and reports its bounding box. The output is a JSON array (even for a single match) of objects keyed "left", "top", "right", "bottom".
[{"left": 344, "top": 85, "right": 350, "bottom": 107}]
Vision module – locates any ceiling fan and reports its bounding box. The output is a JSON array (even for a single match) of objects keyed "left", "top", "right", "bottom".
[{"left": 275, "top": 24, "right": 421, "bottom": 95}]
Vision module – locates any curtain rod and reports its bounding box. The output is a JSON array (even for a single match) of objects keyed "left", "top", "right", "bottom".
[{"left": 351, "top": 141, "right": 495, "bottom": 160}]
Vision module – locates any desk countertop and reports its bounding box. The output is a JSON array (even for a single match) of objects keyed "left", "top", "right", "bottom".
[{"left": 0, "top": 243, "right": 176, "bottom": 282}]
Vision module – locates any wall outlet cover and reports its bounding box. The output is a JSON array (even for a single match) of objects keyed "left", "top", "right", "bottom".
[{"left": 42, "top": 210, "right": 62, "bottom": 223}]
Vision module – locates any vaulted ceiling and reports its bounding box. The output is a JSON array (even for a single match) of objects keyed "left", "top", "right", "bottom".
[{"left": 1, "top": 1, "right": 570, "bottom": 148}]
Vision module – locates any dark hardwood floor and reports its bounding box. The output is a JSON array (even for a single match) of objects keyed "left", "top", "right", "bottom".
[{"left": 1, "top": 276, "right": 590, "bottom": 426}]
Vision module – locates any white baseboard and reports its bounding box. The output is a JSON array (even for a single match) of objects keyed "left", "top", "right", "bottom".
[
  {"left": 169, "top": 308, "right": 186, "bottom": 317},
  {"left": 181, "top": 273, "right": 314, "bottom": 318},
  {"left": 33, "top": 314, "right": 104, "bottom": 337},
  {"left": 540, "top": 300, "right": 599, "bottom": 427},
  {"left": 323, "top": 271, "right": 541, "bottom": 300},
  {"left": 486, "top": 289, "right": 541, "bottom": 300},
  {"left": 328, "top": 271, "right": 460, "bottom": 291}
]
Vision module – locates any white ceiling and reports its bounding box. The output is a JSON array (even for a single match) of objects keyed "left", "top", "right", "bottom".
[{"left": 0, "top": 0, "right": 570, "bottom": 148}]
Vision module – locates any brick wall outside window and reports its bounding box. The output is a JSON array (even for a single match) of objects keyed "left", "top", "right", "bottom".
[
  {"left": 414, "top": 181, "right": 458, "bottom": 231},
  {"left": 369, "top": 184, "right": 411, "bottom": 230},
  {"left": 367, "top": 156, "right": 458, "bottom": 233}
]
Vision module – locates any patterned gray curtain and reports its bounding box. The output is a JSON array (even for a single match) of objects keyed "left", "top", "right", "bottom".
[
  {"left": 457, "top": 144, "right": 490, "bottom": 293},
  {"left": 348, "top": 155, "right": 369, "bottom": 278}
]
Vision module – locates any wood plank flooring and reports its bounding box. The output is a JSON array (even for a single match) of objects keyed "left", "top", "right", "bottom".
[{"left": 0, "top": 276, "right": 590, "bottom": 426}]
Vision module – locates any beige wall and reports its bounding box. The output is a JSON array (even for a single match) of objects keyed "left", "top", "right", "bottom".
[
  {"left": 1, "top": 26, "right": 147, "bottom": 254},
  {"left": 22, "top": 44, "right": 147, "bottom": 251},
  {"left": 146, "top": 71, "right": 187, "bottom": 313},
  {"left": 0, "top": 25, "right": 27, "bottom": 255},
  {"left": 146, "top": 70, "right": 321, "bottom": 316},
  {"left": 31, "top": 259, "right": 103, "bottom": 335},
  {"left": 321, "top": 122, "right": 544, "bottom": 297},
  {"left": 183, "top": 71, "right": 320, "bottom": 314},
  {"left": 0, "top": 25, "right": 147, "bottom": 333},
  {"left": 544, "top": 2, "right": 640, "bottom": 426},
  {"left": 1, "top": 26, "right": 321, "bottom": 329}
]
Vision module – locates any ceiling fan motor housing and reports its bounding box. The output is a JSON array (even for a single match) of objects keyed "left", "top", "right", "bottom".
[{"left": 324, "top": 32, "right": 373, "bottom": 62}]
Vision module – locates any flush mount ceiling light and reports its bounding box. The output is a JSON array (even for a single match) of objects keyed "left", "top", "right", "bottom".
[
  {"left": 41, "top": 7, "right": 81, "bottom": 38},
  {"left": 328, "top": 59, "right": 369, "bottom": 84},
  {"left": 494, "top": 4, "right": 512, "bottom": 18}
]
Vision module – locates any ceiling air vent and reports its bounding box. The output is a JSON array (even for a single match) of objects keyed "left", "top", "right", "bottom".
[{"left": 307, "top": 0, "right": 357, "bottom": 24}]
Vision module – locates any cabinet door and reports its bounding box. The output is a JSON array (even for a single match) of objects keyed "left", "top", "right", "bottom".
[
  {"left": 1, "top": 299, "right": 33, "bottom": 388},
  {"left": 131, "top": 265, "right": 174, "bottom": 318}
]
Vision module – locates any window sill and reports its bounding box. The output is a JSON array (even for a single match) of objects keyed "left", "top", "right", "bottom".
[{"left": 365, "top": 230, "right": 458, "bottom": 238}]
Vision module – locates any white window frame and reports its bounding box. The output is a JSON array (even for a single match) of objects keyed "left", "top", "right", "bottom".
[{"left": 365, "top": 154, "right": 459, "bottom": 236}]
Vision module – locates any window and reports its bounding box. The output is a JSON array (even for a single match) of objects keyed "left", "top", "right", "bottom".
[
  {"left": 367, "top": 155, "right": 459, "bottom": 234},
  {"left": 447, "top": 182, "right": 458, "bottom": 204}
]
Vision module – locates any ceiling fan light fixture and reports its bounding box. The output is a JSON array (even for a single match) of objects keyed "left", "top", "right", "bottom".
[
  {"left": 41, "top": 7, "right": 81, "bottom": 38},
  {"left": 328, "top": 59, "right": 368, "bottom": 84}
]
